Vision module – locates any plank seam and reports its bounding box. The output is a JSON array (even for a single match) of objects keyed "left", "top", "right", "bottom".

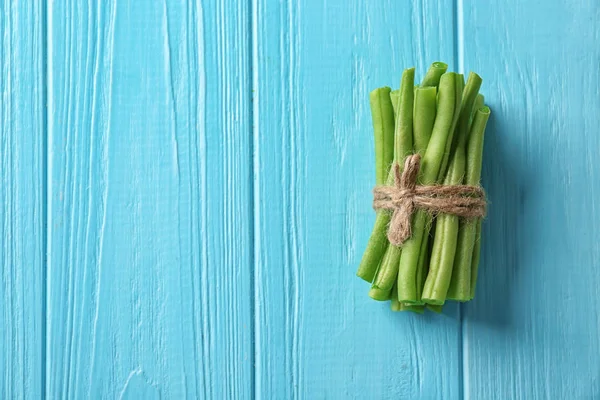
[
  {"left": 453, "top": 0, "right": 466, "bottom": 399},
  {"left": 42, "top": 0, "right": 49, "bottom": 397},
  {"left": 250, "top": 0, "right": 259, "bottom": 398}
]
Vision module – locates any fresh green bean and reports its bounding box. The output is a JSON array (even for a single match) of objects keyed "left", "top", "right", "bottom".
[
  {"left": 470, "top": 219, "right": 483, "bottom": 298},
  {"left": 421, "top": 151, "right": 465, "bottom": 304},
  {"left": 372, "top": 240, "right": 400, "bottom": 292},
  {"left": 421, "top": 62, "right": 448, "bottom": 87},
  {"left": 370, "top": 68, "right": 415, "bottom": 290},
  {"left": 395, "top": 68, "right": 415, "bottom": 161},
  {"left": 437, "top": 74, "right": 465, "bottom": 181},
  {"left": 410, "top": 88, "right": 437, "bottom": 304},
  {"left": 356, "top": 214, "right": 389, "bottom": 282},
  {"left": 439, "top": 73, "right": 482, "bottom": 181},
  {"left": 397, "top": 73, "right": 459, "bottom": 303},
  {"left": 457, "top": 74, "right": 483, "bottom": 148},
  {"left": 390, "top": 89, "right": 400, "bottom": 116},
  {"left": 413, "top": 87, "right": 437, "bottom": 154},
  {"left": 393, "top": 86, "right": 420, "bottom": 116},
  {"left": 372, "top": 87, "right": 396, "bottom": 184},
  {"left": 466, "top": 108, "right": 489, "bottom": 185},
  {"left": 421, "top": 73, "right": 460, "bottom": 184},
  {"left": 447, "top": 218, "right": 475, "bottom": 301},
  {"left": 470, "top": 94, "right": 484, "bottom": 128},
  {"left": 469, "top": 107, "right": 491, "bottom": 298},
  {"left": 422, "top": 74, "right": 482, "bottom": 304},
  {"left": 372, "top": 246, "right": 402, "bottom": 292},
  {"left": 390, "top": 284, "right": 401, "bottom": 311},
  {"left": 368, "top": 286, "right": 392, "bottom": 301},
  {"left": 413, "top": 230, "right": 431, "bottom": 305},
  {"left": 448, "top": 106, "right": 490, "bottom": 300},
  {"left": 391, "top": 285, "right": 425, "bottom": 314},
  {"left": 356, "top": 87, "right": 396, "bottom": 282}
]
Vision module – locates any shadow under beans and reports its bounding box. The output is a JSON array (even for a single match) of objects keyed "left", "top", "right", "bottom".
[{"left": 461, "top": 113, "right": 533, "bottom": 329}]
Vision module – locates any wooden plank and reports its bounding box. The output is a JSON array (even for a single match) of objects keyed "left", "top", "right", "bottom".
[
  {"left": 46, "top": 1, "right": 253, "bottom": 398},
  {"left": 461, "top": 1, "right": 600, "bottom": 399},
  {"left": 0, "top": 2, "right": 45, "bottom": 399},
  {"left": 253, "top": 0, "right": 460, "bottom": 398}
]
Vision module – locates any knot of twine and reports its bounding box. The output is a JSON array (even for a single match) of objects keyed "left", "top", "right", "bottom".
[{"left": 372, "top": 154, "right": 487, "bottom": 246}]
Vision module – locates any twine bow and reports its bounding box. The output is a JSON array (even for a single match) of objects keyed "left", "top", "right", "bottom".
[{"left": 372, "top": 154, "right": 487, "bottom": 246}]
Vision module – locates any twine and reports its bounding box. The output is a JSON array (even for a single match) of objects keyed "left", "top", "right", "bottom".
[{"left": 372, "top": 154, "right": 487, "bottom": 246}]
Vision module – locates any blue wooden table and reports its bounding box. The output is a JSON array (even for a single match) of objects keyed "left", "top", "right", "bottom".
[{"left": 2, "top": 1, "right": 600, "bottom": 398}]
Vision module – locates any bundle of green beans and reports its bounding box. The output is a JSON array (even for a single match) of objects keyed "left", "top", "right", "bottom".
[{"left": 357, "top": 62, "right": 491, "bottom": 314}]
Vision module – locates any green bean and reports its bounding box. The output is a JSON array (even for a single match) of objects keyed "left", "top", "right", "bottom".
[
  {"left": 372, "top": 245, "right": 402, "bottom": 292},
  {"left": 390, "top": 89, "right": 400, "bottom": 116},
  {"left": 413, "top": 230, "right": 431, "bottom": 305},
  {"left": 447, "top": 106, "right": 490, "bottom": 300},
  {"left": 437, "top": 74, "right": 465, "bottom": 181},
  {"left": 421, "top": 151, "right": 465, "bottom": 304},
  {"left": 470, "top": 94, "right": 484, "bottom": 129},
  {"left": 391, "top": 285, "right": 425, "bottom": 314},
  {"left": 422, "top": 74, "right": 482, "bottom": 303},
  {"left": 457, "top": 74, "right": 483, "bottom": 149},
  {"left": 397, "top": 73, "right": 459, "bottom": 303},
  {"left": 368, "top": 286, "right": 392, "bottom": 301},
  {"left": 395, "top": 68, "right": 415, "bottom": 161},
  {"left": 421, "top": 61, "right": 448, "bottom": 87},
  {"left": 470, "top": 219, "right": 483, "bottom": 298},
  {"left": 390, "top": 284, "right": 402, "bottom": 311},
  {"left": 396, "top": 212, "right": 428, "bottom": 303},
  {"left": 372, "top": 87, "right": 396, "bottom": 185},
  {"left": 413, "top": 87, "right": 437, "bottom": 154},
  {"left": 447, "top": 218, "right": 476, "bottom": 301},
  {"left": 393, "top": 86, "right": 420, "bottom": 116},
  {"left": 370, "top": 68, "right": 415, "bottom": 290},
  {"left": 372, "top": 240, "right": 401, "bottom": 292},
  {"left": 421, "top": 73, "right": 460, "bottom": 184},
  {"left": 469, "top": 107, "right": 491, "bottom": 298},
  {"left": 356, "top": 87, "right": 396, "bottom": 282}
]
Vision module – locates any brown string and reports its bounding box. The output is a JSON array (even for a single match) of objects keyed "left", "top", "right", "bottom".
[{"left": 372, "top": 154, "right": 487, "bottom": 246}]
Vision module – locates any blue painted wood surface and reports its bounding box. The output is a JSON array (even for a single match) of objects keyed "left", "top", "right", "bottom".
[
  {"left": 461, "top": 2, "right": 600, "bottom": 399},
  {"left": 1, "top": 2, "right": 45, "bottom": 399},
  {"left": 46, "top": 1, "right": 252, "bottom": 398},
  {"left": 2, "top": 1, "right": 600, "bottom": 399}
]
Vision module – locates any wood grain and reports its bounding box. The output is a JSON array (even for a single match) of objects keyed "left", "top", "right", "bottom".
[
  {"left": 0, "top": 2, "right": 45, "bottom": 398},
  {"left": 4, "top": 0, "right": 600, "bottom": 398},
  {"left": 253, "top": 1, "right": 462, "bottom": 398},
  {"left": 46, "top": 0, "right": 253, "bottom": 398},
  {"left": 460, "top": 1, "right": 600, "bottom": 399}
]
